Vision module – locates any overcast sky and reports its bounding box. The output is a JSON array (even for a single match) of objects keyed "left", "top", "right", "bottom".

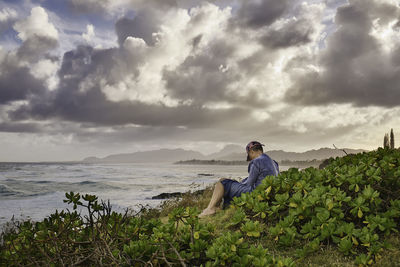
[{"left": 0, "top": 0, "right": 399, "bottom": 161}]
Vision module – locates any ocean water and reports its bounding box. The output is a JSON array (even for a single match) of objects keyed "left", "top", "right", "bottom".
[{"left": 0, "top": 162, "right": 289, "bottom": 227}]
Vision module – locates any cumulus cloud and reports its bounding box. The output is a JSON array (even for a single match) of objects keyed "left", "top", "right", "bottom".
[
  {"left": 0, "top": 7, "right": 17, "bottom": 22},
  {"left": 162, "top": 4, "right": 262, "bottom": 107},
  {"left": 1, "top": 0, "right": 400, "bottom": 160},
  {"left": 260, "top": 3, "right": 325, "bottom": 48},
  {"left": 82, "top": 24, "right": 95, "bottom": 43},
  {"left": 12, "top": 7, "right": 58, "bottom": 63},
  {"left": 3, "top": 1, "right": 323, "bottom": 130},
  {"left": 9, "top": 41, "right": 251, "bottom": 128},
  {"left": 13, "top": 6, "right": 58, "bottom": 41},
  {"left": 0, "top": 6, "right": 58, "bottom": 104},
  {"left": 285, "top": 0, "right": 400, "bottom": 107},
  {"left": 0, "top": 7, "right": 17, "bottom": 34},
  {"left": 30, "top": 58, "right": 59, "bottom": 90}
]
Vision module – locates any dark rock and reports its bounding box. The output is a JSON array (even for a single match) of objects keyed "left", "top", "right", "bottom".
[
  {"left": 151, "top": 189, "right": 206, "bottom": 199},
  {"left": 152, "top": 192, "right": 183, "bottom": 199}
]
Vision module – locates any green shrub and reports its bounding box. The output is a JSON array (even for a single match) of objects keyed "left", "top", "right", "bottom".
[{"left": 232, "top": 147, "right": 400, "bottom": 264}]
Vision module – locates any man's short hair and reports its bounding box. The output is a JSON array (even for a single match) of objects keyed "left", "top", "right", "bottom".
[{"left": 250, "top": 145, "right": 263, "bottom": 152}]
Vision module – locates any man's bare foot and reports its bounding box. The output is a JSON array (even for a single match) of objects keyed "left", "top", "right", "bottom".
[{"left": 199, "top": 208, "right": 217, "bottom": 218}]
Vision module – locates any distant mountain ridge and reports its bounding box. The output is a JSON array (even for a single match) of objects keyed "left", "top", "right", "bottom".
[
  {"left": 207, "top": 144, "right": 243, "bottom": 159},
  {"left": 82, "top": 149, "right": 205, "bottom": 163},
  {"left": 82, "top": 145, "right": 368, "bottom": 163}
]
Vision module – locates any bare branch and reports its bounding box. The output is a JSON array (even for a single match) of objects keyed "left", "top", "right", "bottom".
[
  {"left": 167, "top": 240, "right": 187, "bottom": 267},
  {"left": 333, "top": 144, "right": 348, "bottom": 155}
]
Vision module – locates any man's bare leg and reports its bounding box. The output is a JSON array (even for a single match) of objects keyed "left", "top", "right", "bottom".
[{"left": 199, "top": 181, "right": 224, "bottom": 217}]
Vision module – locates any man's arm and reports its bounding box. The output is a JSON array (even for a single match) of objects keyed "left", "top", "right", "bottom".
[
  {"left": 273, "top": 160, "right": 279, "bottom": 175},
  {"left": 242, "top": 162, "right": 260, "bottom": 188},
  {"left": 240, "top": 177, "right": 248, "bottom": 183}
]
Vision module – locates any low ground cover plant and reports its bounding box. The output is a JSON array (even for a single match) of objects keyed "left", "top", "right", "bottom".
[{"left": 232, "top": 147, "right": 400, "bottom": 265}]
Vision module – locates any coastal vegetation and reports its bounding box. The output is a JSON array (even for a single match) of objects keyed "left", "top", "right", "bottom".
[
  {"left": 383, "top": 128, "right": 395, "bottom": 149},
  {"left": 1, "top": 148, "right": 400, "bottom": 266}
]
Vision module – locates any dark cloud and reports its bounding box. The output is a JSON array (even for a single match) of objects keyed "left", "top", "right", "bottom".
[
  {"left": 67, "top": 0, "right": 177, "bottom": 14},
  {"left": 325, "top": 0, "right": 348, "bottom": 8},
  {"left": 9, "top": 44, "right": 250, "bottom": 128},
  {"left": 234, "top": 0, "right": 289, "bottom": 29},
  {"left": 59, "top": 45, "right": 140, "bottom": 88},
  {"left": 70, "top": 125, "right": 233, "bottom": 146},
  {"left": 144, "top": 0, "right": 177, "bottom": 8},
  {"left": 371, "top": 1, "right": 399, "bottom": 24},
  {"left": 72, "top": 125, "right": 184, "bottom": 144},
  {"left": 58, "top": 104, "right": 362, "bottom": 148},
  {"left": 260, "top": 18, "right": 314, "bottom": 48},
  {"left": 236, "top": 50, "right": 277, "bottom": 77},
  {"left": 227, "top": 0, "right": 314, "bottom": 52},
  {"left": 395, "top": 19, "right": 400, "bottom": 29},
  {"left": 115, "top": 11, "right": 160, "bottom": 46},
  {"left": 191, "top": 34, "right": 203, "bottom": 49},
  {"left": 16, "top": 35, "right": 58, "bottom": 62},
  {"left": 10, "top": 91, "right": 250, "bottom": 128},
  {"left": 163, "top": 39, "right": 235, "bottom": 105},
  {"left": 0, "top": 60, "right": 47, "bottom": 104},
  {"left": 113, "top": 1, "right": 181, "bottom": 47},
  {"left": 0, "top": 122, "right": 42, "bottom": 133},
  {"left": 67, "top": 0, "right": 107, "bottom": 13},
  {"left": 285, "top": 0, "right": 400, "bottom": 107},
  {"left": 392, "top": 44, "right": 400, "bottom": 66},
  {"left": 0, "top": 17, "right": 17, "bottom": 36},
  {"left": 163, "top": 39, "right": 267, "bottom": 108}
]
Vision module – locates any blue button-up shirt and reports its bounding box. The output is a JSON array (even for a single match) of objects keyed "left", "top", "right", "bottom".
[
  {"left": 241, "top": 153, "right": 279, "bottom": 190},
  {"left": 222, "top": 153, "right": 279, "bottom": 202}
]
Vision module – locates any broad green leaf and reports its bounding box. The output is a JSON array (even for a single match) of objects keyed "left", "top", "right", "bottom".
[{"left": 358, "top": 208, "right": 363, "bottom": 218}]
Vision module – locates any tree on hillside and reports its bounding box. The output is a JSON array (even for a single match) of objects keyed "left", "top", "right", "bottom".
[
  {"left": 390, "top": 128, "right": 395, "bottom": 149},
  {"left": 384, "top": 133, "right": 389, "bottom": 148}
]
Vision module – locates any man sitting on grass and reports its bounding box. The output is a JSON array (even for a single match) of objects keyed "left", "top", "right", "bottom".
[{"left": 199, "top": 141, "right": 279, "bottom": 217}]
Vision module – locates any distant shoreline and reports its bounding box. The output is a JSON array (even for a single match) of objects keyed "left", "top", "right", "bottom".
[
  {"left": 175, "top": 159, "right": 324, "bottom": 168},
  {"left": 175, "top": 159, "right": 248, "bottom": 165}
]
